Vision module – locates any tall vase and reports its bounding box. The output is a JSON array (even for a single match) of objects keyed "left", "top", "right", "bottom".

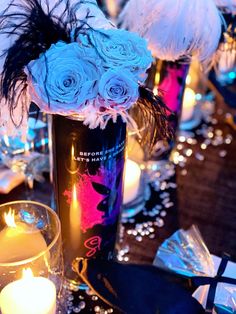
[
  {"left": 149, "top": 60, "right": 190, "bottom": 159},
  {"left": 52, "top": 115, "right": 126, "bottom": 284},
  {"left": 157, "top": 60, "right": 190, "bottom": 131}
]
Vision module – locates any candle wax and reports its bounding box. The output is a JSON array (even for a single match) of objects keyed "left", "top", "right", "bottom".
[
  {"left": 0, "top": 276, "right": 56, "bottom": 314},
  {"left": 181, "top": 87, "right": 196, "bottom": 122},
  {"left": 123, "top": 159, "right": 141, "bottom": 205},
  {"left": 0, "top": 222, "right": 47, "bottom": 263}
]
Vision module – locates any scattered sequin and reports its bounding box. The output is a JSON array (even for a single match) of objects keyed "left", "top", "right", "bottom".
[
  {"left": 195, "top": 153, "right": 205, "bottom": 161},
  {"left": 181, "top": 169, "right": 187, "bottom": 176},
  {"left": 219, "top": 150, "right": 227, "bottom": 158}
]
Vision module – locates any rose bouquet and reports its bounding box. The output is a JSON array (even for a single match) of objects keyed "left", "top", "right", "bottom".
[{"left": 0, "top": 0, "right": 169, "bottom": 142}]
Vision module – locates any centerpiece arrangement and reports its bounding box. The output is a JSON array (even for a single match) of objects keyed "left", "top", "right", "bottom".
[{"left": 0, "top": 0, "right": 170, "bottom": 284}]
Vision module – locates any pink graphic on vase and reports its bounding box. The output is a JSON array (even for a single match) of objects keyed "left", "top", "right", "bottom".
[
  {"left": 158, "top": 63, "right": 189, "bottom": 114},
  {"left": 63, "top": 162, "right": 123, "bottom": 233},
  {"left": 84, "top": 236, "right": 102, "bottom": 257}
]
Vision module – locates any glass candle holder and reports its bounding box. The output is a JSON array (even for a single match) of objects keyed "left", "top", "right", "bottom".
[
  {"left": 0, "top": 201, "right": 65, "bottom": 314},
  {"left": 122, "top": 158, "right": 150, "bottom": 218},
  {"left": 0, "top": 106, "right": 49, "bottom": 190},
  {"left": 122, "top": 129, "right": 151, "bottom": 218}
]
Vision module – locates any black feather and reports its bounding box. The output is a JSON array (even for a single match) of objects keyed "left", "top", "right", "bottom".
[
  {"left": 0, "top": 0, "right": 72, "bottom": 122},
  {"left": 0, "top": 0, "right": 96, "bottom": 124},
  {"left": 130, "top": 86, "right": 173, "bottom": 156}
]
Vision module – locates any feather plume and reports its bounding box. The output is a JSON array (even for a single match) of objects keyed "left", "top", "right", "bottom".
[
  {"left": 131, "top": 87, "right": 173, "bottom": 153},
  {"left": 119, "top": 0, "right": 224, "bottom": 63},
  {"left": 0, "top": 0, "right": 71, "bottom": 121},
  {"left": 214, "top": 0, "right": 236, "bottom": 13}
]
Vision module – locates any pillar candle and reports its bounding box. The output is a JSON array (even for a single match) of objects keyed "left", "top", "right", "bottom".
[
  {"left": 0, "top": 269, "right": 56, "bottom": 314},
  {"left": 123, "top": 159, "right": 141, "bottom": 205}
]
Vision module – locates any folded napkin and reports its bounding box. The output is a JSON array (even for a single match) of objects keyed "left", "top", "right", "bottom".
[
  {"left": 154, "top": 226, "right": 236, "bottom": 314},
  {"left": 73, "top": 258, "right": 204, "bottom": 314}
]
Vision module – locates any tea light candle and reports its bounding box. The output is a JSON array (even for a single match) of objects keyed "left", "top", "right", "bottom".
[
  {"left": 181, "top": 87, "right": 196, "bottom": 122},
  {"left": 123, "top": 159, "right": 141, "bottom": 205},
  {"left": 0, "top": 269, "right": 56, "bottom": 314},
  {"left": 0, "top": 209, "right": 47, "bottom": 263}
]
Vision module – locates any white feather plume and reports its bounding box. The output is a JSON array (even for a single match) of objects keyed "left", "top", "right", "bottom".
[
  {"left": 214, "top": 0, "right": 236, "bottom": 13},
  {"left": 119, "top": 0, "right": 224, "bottom": 62}
]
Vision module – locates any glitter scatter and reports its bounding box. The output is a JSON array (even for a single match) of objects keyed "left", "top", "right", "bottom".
[
  {"left": 173, "top": 96, "right": 233, "bottom": 172},
  {"left": 117, "top": 245, "right": 130, "bottom": 262},
  {"left": 66, "top": 287, "right": 116, "bottom": 313}
]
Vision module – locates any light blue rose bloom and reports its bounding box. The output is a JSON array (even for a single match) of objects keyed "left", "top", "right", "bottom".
[
  {"left": 27, "top": 41, "right": 102, "bottom": 114},
  {"left": 98, "top": 69, "right": 139, "bottom": 110},
  {"left": 87, "top": 29, "right": 153, "bottom": 83}
]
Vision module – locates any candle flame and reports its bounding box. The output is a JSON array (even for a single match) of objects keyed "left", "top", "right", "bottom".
[
  {"left": 183, "top": 87, "right": 196, "bottom": 109},
  {"left": 72, "top": 184, "right": 77, "bottom": 202},
  {"left": 154, "top": 72, "right": 160, "bottom": 85},
  {"left": 22, "top": 268, "right": 34, "bottom": 280},
  {"left": 185, "top": 74, "right": 191, "bottom": 85},
  {"left": 4, "top": 208, "right": 17, "bottom": 228},
  {"left": 71, "top": 144, "right": 75, "bottom": 158},
  {"left": 70, "top": 184, "right": 81, "bottom": 250},
  {"left": 153, "top": 86, "right": 159, "bottom": 96}
]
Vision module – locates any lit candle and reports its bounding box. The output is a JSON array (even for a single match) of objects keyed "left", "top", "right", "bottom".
[
  {"left": 123, "top": 159, "right": 141, "bottom": 205},
  {"left": 0, "top": 268, "right": 56, "bottom": 314},
  {"left": 70, "top": 184, "right": 81, "bottom": 251},
  {"left": 0, "top": 209, "right": 47, "bottom": 263},
  {"left": 181, "top": 87, "right": 196, "bottom": 122}
]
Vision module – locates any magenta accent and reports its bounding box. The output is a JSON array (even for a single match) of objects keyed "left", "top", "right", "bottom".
[
  {"left": 84, "top": 236, "right": 102, "bottom": 257},
  {"left": 158, "top": 63, "right": 189, "bottom": 115},
  {"left": 64, "top": 175, "right": 105, "bottom": 233},
  {"left": 63, "top": 164, "right": 122, "bottom": 233}
]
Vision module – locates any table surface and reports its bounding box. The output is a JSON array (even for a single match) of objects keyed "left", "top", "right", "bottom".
[{"left": 0, "top": 89, "right": 236, "bottom": 313}]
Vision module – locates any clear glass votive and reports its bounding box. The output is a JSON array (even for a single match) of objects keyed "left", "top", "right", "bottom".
[
  {"left": 0, "top": 201, "right": 65, "bottom": 314},
  {"left": 122, "top": 126, "right": 151, "bottom": 218},
  {"left": 0, "top": 108, "right": 49, "bottom": 190},
  {"left": 122, "top": 158, "right": 151, "bottom": 218}
]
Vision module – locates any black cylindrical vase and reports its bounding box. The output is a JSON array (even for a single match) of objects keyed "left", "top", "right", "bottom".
[
  {"left": 146, "top": 60, "right": 190, "bottom": 160},
  {"left": 157, "top": 60, "right": 190, "bottom": 132},
  {"left": 52, "top": 115, "right": 126, "bottom": 282}
]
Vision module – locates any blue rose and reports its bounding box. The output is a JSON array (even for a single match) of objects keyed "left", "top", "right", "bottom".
[
  {"left": 27, "top": 41, "right": 102, "bottom": 115},
  {"left": 98, "top": 69, "right": 139, "bottom": 110},
  {"left": 85, "top": 29, "right": 153, "bottom": 83}
]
